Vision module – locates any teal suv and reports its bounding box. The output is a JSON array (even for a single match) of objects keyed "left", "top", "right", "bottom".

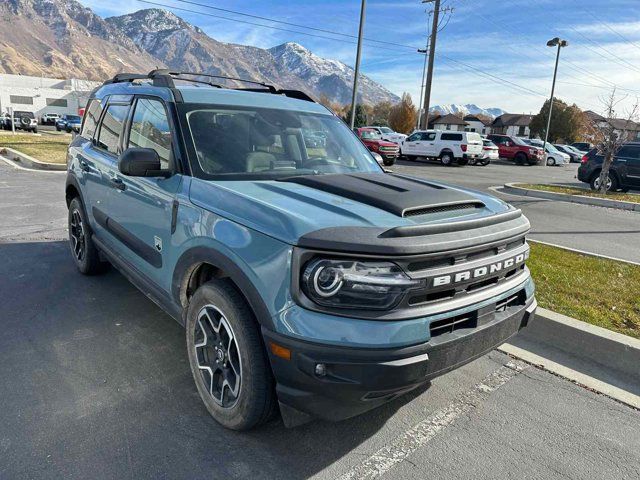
[{"left": 65, "top": 70, "right": 536, "bottom": 430}]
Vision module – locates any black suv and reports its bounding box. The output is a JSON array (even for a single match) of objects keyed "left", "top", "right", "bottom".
[{"left": 577, "top": 142, "right": 640, "bottom": 192}]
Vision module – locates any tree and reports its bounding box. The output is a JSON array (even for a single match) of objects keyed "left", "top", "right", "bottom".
[
  {"left": 388, "top": 93, "right": 417, "bottom": 134},
  {"left": 593, "top": 89, "right": 639, "bottom": 194},
  {"left": 343, "top": 104, "right": 368, "bottom": 128},
  {"left": 370, "top": 101, "right": 393, "bottom": 126},
  {"left": 529, "top": 98, "right": 584, "bottom": 143}
]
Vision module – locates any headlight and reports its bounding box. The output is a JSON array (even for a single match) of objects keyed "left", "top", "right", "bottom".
[{"left": 301, "top": 259, "right": 421, "bottom": 310}]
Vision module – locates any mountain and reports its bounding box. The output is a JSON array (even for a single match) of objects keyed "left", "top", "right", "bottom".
[
  {"left": 0, "top": 0, "right": 161, "bottom": 80},
  {"left": 106, "top": 9, "right": 399, "bottom": 105},
  {"left": 429, "top": 104, "right": 506, "bottom": 118}
]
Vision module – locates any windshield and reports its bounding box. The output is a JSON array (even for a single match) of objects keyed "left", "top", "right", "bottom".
[
  {"left": 359, "top": 130, "right": 382, "bottom": 140},
  {"left": 182, "top": 104, "right": 382, "bottom": 179},
  {"left": 379, "top": 127, "right": 393, "bottom": 134},
  {"left": 67, "top": 115, "right": 81, "bottom": 122}
]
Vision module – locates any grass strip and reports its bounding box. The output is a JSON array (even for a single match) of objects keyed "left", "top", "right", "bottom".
[
  {"left": 528, "top": 242, "right": 639, "bottom": 339},
  {"left": 0, "top": 133, "right": 70, "bottom": 164},
  {"left": 520, "top": 183, "right": 640, "bottom": 204}
]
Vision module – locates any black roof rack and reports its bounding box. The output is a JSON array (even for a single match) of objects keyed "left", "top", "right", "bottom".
[{"left": 102, "top": 69, "right": 316, "bottom": 103}]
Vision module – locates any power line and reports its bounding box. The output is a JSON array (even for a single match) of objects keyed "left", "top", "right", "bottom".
[
  {"left": 569, "top": 0, "right": 640, "bottom": 53},
  {"left": 565, "top": 25, "right": 640, "bottom": 75},
  {"left": 168, "top": 0, "right": 422, "bottom": 50}
]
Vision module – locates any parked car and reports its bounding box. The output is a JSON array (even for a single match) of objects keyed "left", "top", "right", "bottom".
[
  {"left": 65, "top": 70, "right": 536, "bottom": 431},
  {"left": 363, "top": 126, "right": 407, "bottom": 144},
  {"left": 577, "top": 142, "right": 640, "bottom": 192},
  {"left": 1, "top": 110, "right": 38, "bottom": 133},
  {"left": 354, "top": 127, "right": 399, "bottom": 166},
  {"left": 401, "top": 130, "right": 483, "bottom": 166},
  {"left": 470, "top": 139, "right": 499, "bottom": 166},
  {"left": 487, "top": 134, "right": 544, "bottom": 165},
  {"left": 41, "top": 113, "right": 61, "bottom": 125},
  {"left": 571, "top": 142, "right": 592, "bottom": 152},
  {"left": 523, "top": 140, "right": 569, "bottom": 166},
  {"left": 554, "top": 144, "right": 582, "bottom": 163},
  {"left": 56, "top": 114, "right": 82, "bottom": 132}
]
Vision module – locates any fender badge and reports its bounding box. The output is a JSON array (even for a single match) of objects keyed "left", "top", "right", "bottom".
[{"left": 154, "top": 236, "right": 162, "bottom": 252}]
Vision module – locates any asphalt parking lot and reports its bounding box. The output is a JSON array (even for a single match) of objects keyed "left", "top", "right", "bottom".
[{"left": 1, "top": 160, "right": 639, "bottom": 479}]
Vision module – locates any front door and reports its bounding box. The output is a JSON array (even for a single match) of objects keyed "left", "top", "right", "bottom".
[
  {"left": 107, "top": 96, "right": 182, "bottom": 291},
  {"left": 402, "top": 132, "right": 421, "bottom": 155},
  {"left": 619, "top": 145, "right": 640, "bottom": 188}
]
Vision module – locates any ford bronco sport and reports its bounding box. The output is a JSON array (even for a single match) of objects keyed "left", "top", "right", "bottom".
[{"left": 65, "top": 70, "right": 536, "bottom": 431}]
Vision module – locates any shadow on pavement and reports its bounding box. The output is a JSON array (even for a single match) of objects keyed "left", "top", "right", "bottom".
[{"left": 0, "top": 240, "right": 429, "bottom": 480}]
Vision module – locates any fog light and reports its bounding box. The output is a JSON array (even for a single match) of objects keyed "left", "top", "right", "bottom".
[{"left": 315, "top": 363, "right": 327, "bottom": 377}]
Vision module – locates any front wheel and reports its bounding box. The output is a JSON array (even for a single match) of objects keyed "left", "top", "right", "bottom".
[
  {"left": 515, "top": 153, "right": 526, "bottom": 165},
  {"left": 383, "top": 159, "right": 396, "bottom": 166},
  {"left": 590, "top": 172, "right": 617, "bottom": 192},
  {"left": 68, "top": 197, "right": 108, "bottom": 275},
  {"left": 186, "top": 280, "right": 276, "bottom": 430}
]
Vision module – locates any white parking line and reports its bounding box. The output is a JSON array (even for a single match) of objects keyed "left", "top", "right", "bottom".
[{"left": 335, "top": 360, "right": 528, "bottom": 480}]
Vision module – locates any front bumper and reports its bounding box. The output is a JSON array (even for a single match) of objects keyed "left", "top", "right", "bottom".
[{"left": 264, "top": 293, "right": 536, "bottom": 426}]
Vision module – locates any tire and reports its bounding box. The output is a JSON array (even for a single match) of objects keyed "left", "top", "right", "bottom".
[
  {"left": 56, "top": 125, "right": 60, "bottom": 131},
  {"left": 68, "top": 197, "right": 108, "bottom": 275},
  {"left": 546, "top": 156, "right": 556, "bottom": 166},
  {"left": 440, "top": 151, "right": 454, "bottom": 166},
  {"left": 406, "top": 154, "right": 417, "bottom": 161},
  {"left": 515, "top": 152, "right": 527, "bottom": 165},
  {"left": 590, "top": 172, "right": 617, "bottom": 192},
  {"left": 383, "top": 159, "right": 395, "bottom": 166},
  {"left": 32, "top": 128, "right": 38, "bottom": 134},
  {"left": 457, "top": 158, "right": 469, "bottom": 166},
  {"left": 186, "top": 279, "right": 276, "bottom": 431},
  {"left": 468, "top": 158, "right": 477, "bottom": 166},
  {"left": 479, "top": 159, "right": 491, "bottom": 166}
]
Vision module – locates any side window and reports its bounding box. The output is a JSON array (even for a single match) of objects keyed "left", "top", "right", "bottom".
[
  {"left": 128, "top": 98, "right": 173, "bottom": 169},
  {"left": 441, "top": 133, "right": 463, "bottom": 141},
  {"left": 406, "top": 133, "right": 420, "bottom": 142},
  {"left": 81, "top": 99, "right": 103, "bottom": 139},
  {"left": 97, "top": 104, "right": 129, "bottom": 155},
  {"left": 616, "top": 145, "right": 638, "bottom": 159},
  {"left": 423, "top": 132, "right": 437, "bottom": 141}
]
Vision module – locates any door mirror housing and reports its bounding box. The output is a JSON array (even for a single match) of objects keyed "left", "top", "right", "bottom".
[
  {"left": 118, "top": 148, "right": 170, "bottom": 178},
  {"left": 504, "top": 142, "right": 511, "bottom": 147}
]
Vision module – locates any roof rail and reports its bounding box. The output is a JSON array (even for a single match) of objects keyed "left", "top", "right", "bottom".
[{"left": 101, "top": 70, "right": 316, "bottom": 103}]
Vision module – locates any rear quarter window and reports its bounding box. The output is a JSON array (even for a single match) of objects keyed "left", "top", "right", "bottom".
[{"left": 81, "top": 99, "right": 103, "bottom": 140}]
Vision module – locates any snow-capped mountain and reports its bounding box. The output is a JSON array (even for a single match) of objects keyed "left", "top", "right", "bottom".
[
  {"left": 429, "top": 104, "right": 506, "bottom": 118},
  {"left": 107, "top": 9, "right": 399, "bottom": 104}
]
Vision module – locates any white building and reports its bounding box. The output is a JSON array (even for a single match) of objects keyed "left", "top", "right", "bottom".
[
  {"left": 428, "top": 113, "right": 467, "bottom": 131},
  {"left": 463, "top": 115, "right": 492, "bottom": 135},
  {"left": 490, "top": 114, "right": 533, "bottom": 137},
  {"left": 0, "top": 74, "right": 101, "bottom": 120}
]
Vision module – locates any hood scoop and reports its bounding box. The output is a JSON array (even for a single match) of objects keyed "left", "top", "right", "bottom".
[{"left": 279, "top": 173, "right": 485, "bottom": 217}]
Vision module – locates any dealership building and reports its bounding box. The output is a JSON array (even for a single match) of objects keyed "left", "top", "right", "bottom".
[{"left": 0, "top": 74, "right": 101, "bottom": 120}]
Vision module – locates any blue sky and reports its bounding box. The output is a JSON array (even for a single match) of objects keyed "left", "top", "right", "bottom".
[{"left": 82, "top": 0, "right": 640, "bottom": 114}]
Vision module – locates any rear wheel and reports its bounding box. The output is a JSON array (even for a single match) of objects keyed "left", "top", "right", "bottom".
[
  {"left": 440, "top": 151, "right": 454, "bottom": 166},
  {"left": 590, "top": 172, "right": 617, "bottom": 192},
  {"left": 479, "top": 159, "right": 491, "bottom": 166},
  {"left": 68, "top": 197, "right": 108, "bottom": 275},
  {"left": 186, "top": 280, "right": 276, "bottom": 431},
  {"left": 546, "top": 156, "right": 556, "bottom": 166}
]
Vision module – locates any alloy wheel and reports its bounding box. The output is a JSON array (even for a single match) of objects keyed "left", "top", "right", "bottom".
[
  {"left": 194, "top": 305, "right": 242, "bottom": 408},
  {"left": 69, "top": 209, "right": 85, "bottom": 262},
  {"left": 593, "top": 175, "right": 612, "bottom": 191}
]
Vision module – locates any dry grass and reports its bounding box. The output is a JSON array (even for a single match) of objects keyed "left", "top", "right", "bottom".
[
  {"left": 520, "top": 183, "right": 640, "bottom": 204},
  {"left": 0, "top": 133, "right": 70, "bottom": 164},
  {"left": 528, "top": 242, "right": 640, "bottom": 339}
]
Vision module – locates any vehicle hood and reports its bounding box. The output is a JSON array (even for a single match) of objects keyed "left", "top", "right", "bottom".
[
  {"left": 365, "top": 139, "right": 397, "bottom": 147},
  {"left": 189, "top": 173, "right": 522, "bottom": 251}
]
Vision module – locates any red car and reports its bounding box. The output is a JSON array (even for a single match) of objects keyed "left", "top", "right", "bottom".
[
  {"left": 487, "top": 134, "right": 544, "bottom": 165},
  {"left": 355, "top": 128, "right": 399, "bottom": 166}
]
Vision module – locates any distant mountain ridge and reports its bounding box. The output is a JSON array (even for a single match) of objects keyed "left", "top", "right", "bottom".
[
  {"left": 0, "top": 1, "right": 399, "bottom": 105},
  {"left": 429, "top": 104, "right": 507, "bottom": 118}
]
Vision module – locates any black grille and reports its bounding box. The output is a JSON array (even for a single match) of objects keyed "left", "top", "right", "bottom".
[{"left": 403, "top": 202, "right": 483, "bottom": 218}]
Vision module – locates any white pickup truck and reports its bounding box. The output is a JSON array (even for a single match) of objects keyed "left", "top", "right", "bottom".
[
  {"left": 363, "top": 126, "right": 407, "bottom": 145},
  {"left": 401, "top": 130, "right": 483, "bottom": 166}
]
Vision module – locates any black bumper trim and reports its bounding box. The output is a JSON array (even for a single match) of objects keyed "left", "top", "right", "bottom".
[{"left": 265, "top": 296, "right": 536, "bottom": 424}]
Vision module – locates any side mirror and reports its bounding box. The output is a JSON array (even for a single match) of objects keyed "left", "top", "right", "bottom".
[
  {"left": 504, "top": 142, "right": 511, "bottom": 147},
  {"left": 118, "top": 148, "right": 169, "bottom": 178}
]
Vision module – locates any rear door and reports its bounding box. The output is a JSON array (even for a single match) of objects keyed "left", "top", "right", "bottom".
[
  {"left": 465, "top": 132, "right": 483, "bottom": 157},
  {"left": 106, "top": 96, "right": 182, "bottom": 290},
  {"left": 617, "top": 145, "right": 640, "bottom": 188}
]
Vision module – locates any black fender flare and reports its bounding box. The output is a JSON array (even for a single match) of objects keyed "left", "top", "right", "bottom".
[{"left": 171, "top": 246, "right": 275, "bottom": 330}]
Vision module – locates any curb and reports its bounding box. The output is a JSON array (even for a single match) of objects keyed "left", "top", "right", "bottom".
[
  {"left": 0, "top": 147, "right": 66, "bottom": 171},
  {"left": 503, "top": 182, "right": 640, "bottom": 212},
  {"left": 502, "top": 307, "right": 640, "bottom": 408}
]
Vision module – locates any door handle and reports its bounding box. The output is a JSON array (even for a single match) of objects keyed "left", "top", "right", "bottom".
[
  {"left": 109, "top": 177, "right": 126, "bottom": 191},
  {"left": 79, "top": 159, "right": 90, "bottom": 172}
]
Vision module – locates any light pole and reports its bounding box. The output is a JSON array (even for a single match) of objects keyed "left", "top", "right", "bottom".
[
  {"left": 542, "top": 37, "right": 568, "bottom": 165},
  {"left": 349, "top": 0, "right": 366, "bottom": 130}
]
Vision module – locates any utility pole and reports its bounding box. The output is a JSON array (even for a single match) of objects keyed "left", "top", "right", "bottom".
[
  {"left": 416, "top": 48, "right": 428, "bottom": 129},
  {"left": 420, "top": 0, "right": 440, "bottom": 130},
  {"left": 542, "top": 37, "right": 568, "bottom": 166},
  {"left": 349, "top": 0, "right": 367, "bottom": 130}
]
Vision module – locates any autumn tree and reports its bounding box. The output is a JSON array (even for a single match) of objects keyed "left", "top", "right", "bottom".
[
  {"left": 529, "top": 98, "right": 584, "bottom": 143},
  {"left": 593, "top": 89, "right": 639, "bottom": 194},
  {"left": 388, "top": 93, "right": 417, "bottom": 134},
  {"left": 370, "top": 101, "right": 393, "bottom": 126}
]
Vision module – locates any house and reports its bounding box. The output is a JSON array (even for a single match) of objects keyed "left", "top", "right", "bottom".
[
  {"left": 428, "top": 113, "right": 467, "bottom": 131},
  {"left": 491, "top": 113, "right": 533, "bottom": 137},
  {"left": 463, "top": 115, "right": 492, "bottom": 135},
  {"left": 584, "top": 110, "right": 640, "bottom": 141}
]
